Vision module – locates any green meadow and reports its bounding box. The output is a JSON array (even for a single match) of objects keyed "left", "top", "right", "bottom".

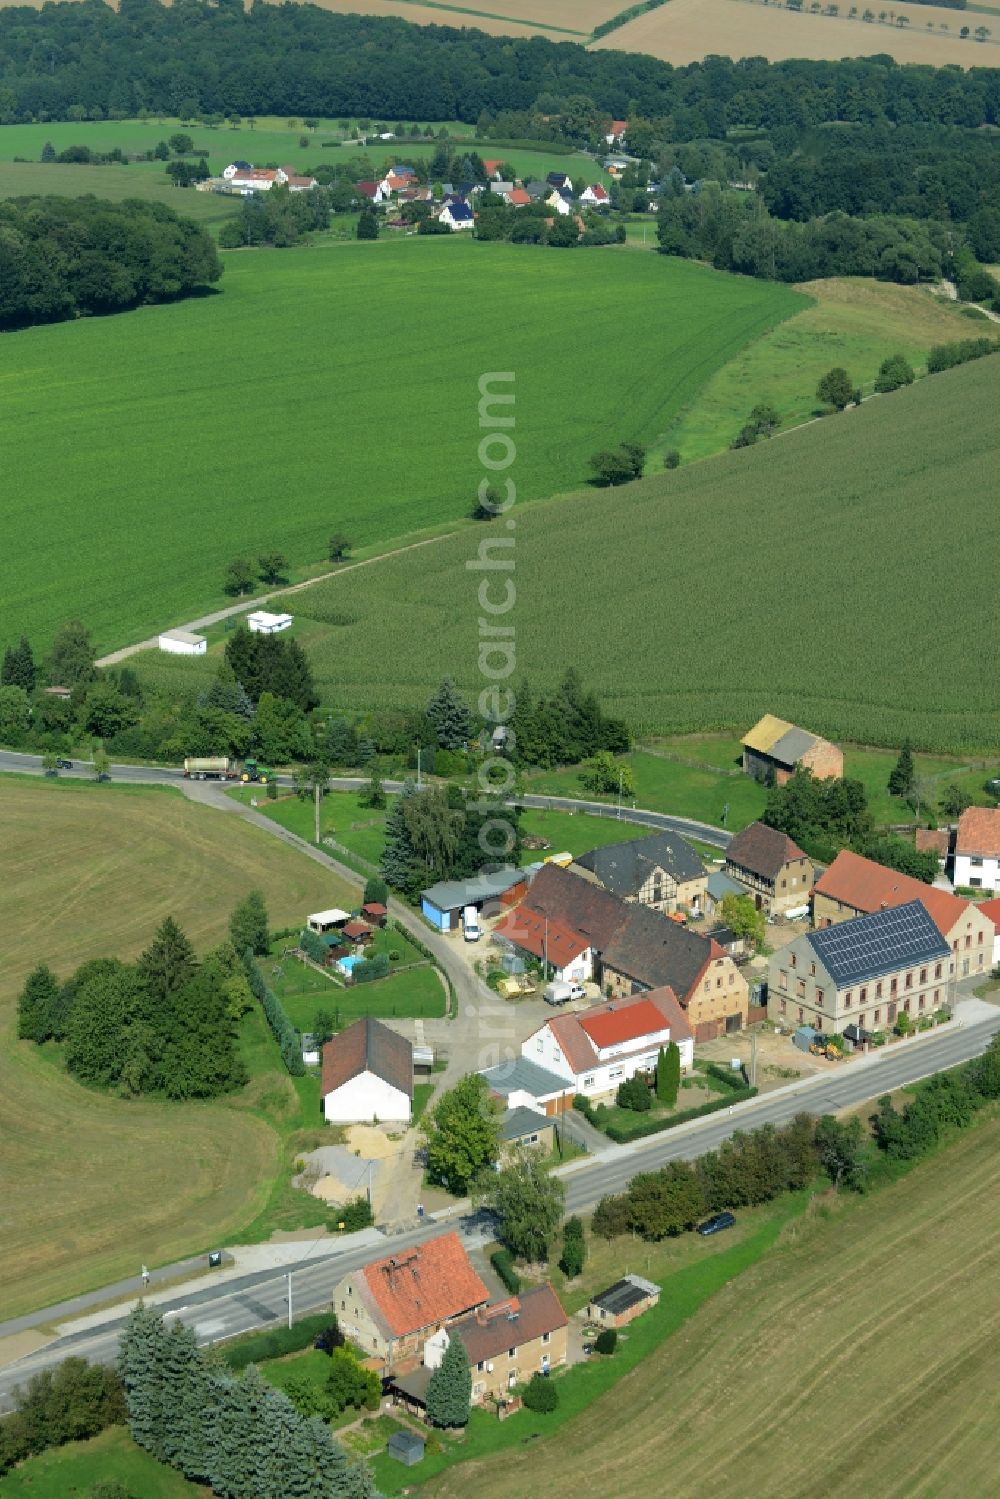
[
  {"left": 275, "top": 355, "right": 1000, "bottom": 752},
  {"left": 0, "top": 235, "right": 802, "bottom": 656}
]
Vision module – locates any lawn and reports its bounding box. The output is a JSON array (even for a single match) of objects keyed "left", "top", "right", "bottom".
[
  {"left": 229, "top": 788, "right": 391, "bottom": 869},
  {"left": 266, "top": 951, "right": 448, "bottom": 1032},
  {"left": 516, "top": 806, "right": 667, "bottom": 861},
  {"left": 0, "top": 776, "right": 357, "bottom": 1320},
  {"left": 431, "top": 1113, "right": 1000, "bottom": 1498},
  {"left": 0, "top": 158, "right": 241, "bottom": 229},
  {"left": 0, "top": 236, "right": 803, "bottom": 658},
  {"left": 522, "top": 750, "right": 767, "bottom": 833},
  {"left": 0, "top": 1425, "right": 206, "bottom": 1497},
  {"left": 665, "top": 276, "right": 996, "bottom": 462},
  {"left": 282, "top": 354, "right": 1000, "bottom": 752}
]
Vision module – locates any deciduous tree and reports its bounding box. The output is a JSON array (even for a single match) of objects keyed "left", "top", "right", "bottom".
[
  {"left": 475, "top": 1146, "right": 566, "bottom": 1262},
  {"left": 424, "top": 1073, "right": 500, "bottom": 1193}
]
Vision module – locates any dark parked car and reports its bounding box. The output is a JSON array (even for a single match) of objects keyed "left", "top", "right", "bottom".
[
  {"left": 697, "top": 1212, "right": 736, "bottom": 1237},
  {"left": 96, "top": 772, "right": 112, "bottom": 783},
  {"left": 56, "top": 758, "right": 73, "bottom": 770}
]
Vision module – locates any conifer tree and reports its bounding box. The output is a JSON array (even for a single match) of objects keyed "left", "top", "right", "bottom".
[
  {"left": 380, "top": 780, "right": 418, "bottom": 893},
  {"left": 229, "top": 890, "right": 270, "bottom": 956},
  {"left": 138, "top": 917, "right": 198, "bottom": 1005},
  {"left": 657, "top": 1042, "right": 680, "bottom": 1106},
  {"left": 17, "top": 963, "right": 60, "bottom": 1042},
  {"left": 1, "top": 634, "right": 36, "bottom": 691},
  {"left": 888, "top": 740, "right": 916, "bottom": 798},
  {"left": 426, "top": 1332, "right": 471, "bottom": 1428},
  {"left": 425, "top": 676, "right": 473, "bottom": 750}
]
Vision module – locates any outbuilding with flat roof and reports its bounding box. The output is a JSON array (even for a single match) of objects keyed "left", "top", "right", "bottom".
[
  {"left": 247, "top": 610, "right": 293, "bottom": 634},
  {"left": 158, "top": 628, "right": 207, "bottom": 656},
  {"left": 586, "top": 1274, "right": 660, "bottom": 1328},
  {"left": 421, "top": 868, "right": 527, "bottom": 932}
]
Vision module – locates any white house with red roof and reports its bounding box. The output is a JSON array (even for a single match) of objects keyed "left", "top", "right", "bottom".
[
  {"left": 522, "top": 989, "right": 693, "bottom": 1104},
  {"left": 580, "top": 183, "right": 610, "bottom": 206},
  {"left": 605, "top": 119, "right": 628, "bottom": 145},
  {"left": 953, "top": 806, "right": 1000, "bottom": 892}
]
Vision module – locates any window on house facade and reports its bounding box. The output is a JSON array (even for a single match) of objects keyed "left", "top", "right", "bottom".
[
  {"left": 810, "top": 962, "right": 816, "bottom": 977},
  {"left": 780, "top": 999, "right": 787, "bottom": 1015},
  {"left": 474, "top": 1383, "right": 484, "bottom": 1396},
  {"left": 542, "top": 1332, "right": 551, "bottom": 1344},
  {"left": 728, "top": 972, "right": 734, "bottom": 985},
  {"left": 934, "top": 963, "right": 942, "bottom": 979},
  {"left": 919, "top": 994, "right": 926, "bottom": 1010},
  {"left": 780, "top": 970, "right": 788, "bottom": 988},
  {"left": 919, "top": 968, "right": 927, "bottom": 983},
  {"left": 815, "top": 988, "right": 824, "bottom": 1007},
  {"left": 781, "top": 879, "right": 787, "bottom": 889},
  {"left": 903, "top": 999, "right": 910, "bottom": 1013},
  {"left": 797, "top": 1007, "right": 804, "bottom": 1023},
  {"left": 790, "top": 953, "right": 797, "bottom": 969},
  {"left": 844, "top": 990, "right": 853, "bottom": 1008},
  {"left": 890, "top": 978, "right": 897, "bottom": 995},
  {"left": 876, "top": 982, "right": 883, "bottom": 998},
  {"left": 477, "top": 1361, "right": 485, "bottom": 1372},
  {"left": 509, "top": 1348, "right": 516, "bottom": 1359},
  {"left": 874, "top": 1009, "right": 881, "bottom": 1024},
  {"left": 965, "top": 935, "right": 972, "bottom": 948},
  {"left": 971, "top": 857, "right": 983, "bottom": 867},
  {"left": 860, "top": 986, "right": 867, "bottom": 1003},
  {"left": 796, "top": 979, "right": 805, "bottom": 999},
  {"left": 978, "top": 931, "right": 984, "bottom": 945},
  {"left": 704, "top": 980, "right": 711, "bottom": 993},
  {"left": 905, "top": 971, "right": 913, "bottom": 989},
  {"left": 971, "top": 877, "right": 983, "bottom": 887},
  {"left": 609, "top": 1068, "right": 623, "bottom": 1080},
  {"left": 583, "top": 1075, "right": 595, "bottom": 1088},
  {"left": 933, "top": 989, "right": 940, "bottom": 1004}
]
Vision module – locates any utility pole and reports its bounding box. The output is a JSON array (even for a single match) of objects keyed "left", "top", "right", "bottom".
[
  {"left": 750, "top": 1027, "right": 757, "bottom": 1090},
  {"left": 617, "top": 767, "right": 624, "bottom": 820},
  {"left": 314, "top": 781, "right": 321, "bottom": 845},
  {"left": 544, "top": 915, "right": 549, "bottom": 981},
  {"left": 416, "top": 746, "right": 422, "bottom": 789},
  {"left": 287, "top": 1272, "right": 293, "bottom": 1331}
]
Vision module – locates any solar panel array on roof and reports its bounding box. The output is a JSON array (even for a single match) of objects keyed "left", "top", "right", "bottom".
[{"left": 809, "top": 900, "right": 949, "bottom": 987}]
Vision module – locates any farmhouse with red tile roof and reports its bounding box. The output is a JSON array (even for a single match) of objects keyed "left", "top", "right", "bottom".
[
  {"left": 814, "top": 848, "right": 994, "bottom": 978},
  {"left": 333, "top": 1232, "right": 489, "bottom": 1365}
]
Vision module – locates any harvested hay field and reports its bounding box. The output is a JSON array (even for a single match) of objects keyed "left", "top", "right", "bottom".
[
  {"left": 593, "top": 0, "right": 1000, "bottom": 67},
  {"left": 0, "top": 778, "right": 354, "bottom": 1320},
  {"left": 431, "top": 1113, "right": 1000, "bottom": 1498}
]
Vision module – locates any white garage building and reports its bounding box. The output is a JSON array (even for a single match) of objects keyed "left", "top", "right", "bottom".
[
  {"left": 247, "top": 610, "right": 294, "bottom": 634},
  {"left": 321, "top": 1017, "right": 413, "bottom": 1125},
  {"left": 158, "top": 628, "right": 207, "bottom": 655}
]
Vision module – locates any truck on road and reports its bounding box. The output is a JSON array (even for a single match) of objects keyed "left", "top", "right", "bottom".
[
  {"left": 183, "top": 757, "right": 238, "bottom": 780},
  {"left": 182, "top": 758, "right": 274, "bottom": 783}
]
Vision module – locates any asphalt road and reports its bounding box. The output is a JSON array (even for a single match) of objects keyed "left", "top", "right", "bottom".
[
  {"left": 2, "top": 1013, "right": 996, "bottom": 1409},
  {"left": 0, "top": 752, "right": 730, "bottom": 846}
]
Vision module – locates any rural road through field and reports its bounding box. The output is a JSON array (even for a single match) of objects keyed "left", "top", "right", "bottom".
[{"left": 0, "top": 1009, "right": 997, "bottom": 1410}]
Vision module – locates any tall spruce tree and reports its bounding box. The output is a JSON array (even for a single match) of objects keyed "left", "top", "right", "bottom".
[
  {"left": 17, "top": 963, "right": 60, "bottom": 1042},
  {"left": 138, "top": 917, "right": 198, "bottom": 1005},
  {"left": 426, "top": 1332, "right": 471, "bottom": 1428},
  {"left": 229, "top": 890, "right": 270, "bottom": 956},
  {"left": 888, "top": 740, "right": 916, "bottom": 798},
  {"left": 381, "top": 780, "right": 419, "bottom": 894},
  {"left": 1, "top": 634, "right": 36, "bottom": 691},
  {"left": 425, "top": 677, "right": 473, "bottom": 750}
]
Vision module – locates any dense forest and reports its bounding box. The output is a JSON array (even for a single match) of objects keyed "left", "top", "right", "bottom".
[
  {"left": 0, "top": 196, "right": 221, "bottom": 329},
  {"left": 4, "top": 1, "right": 1000, "bottom": 133}
]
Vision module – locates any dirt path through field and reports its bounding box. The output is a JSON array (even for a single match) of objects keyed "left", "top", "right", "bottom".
[{"left": 95, "top": 530, "right": 459, "bottom": 667}]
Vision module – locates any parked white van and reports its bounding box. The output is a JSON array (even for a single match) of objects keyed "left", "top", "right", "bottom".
[{"left": 462, "top": 905, "right": 481, "bottom": 941}]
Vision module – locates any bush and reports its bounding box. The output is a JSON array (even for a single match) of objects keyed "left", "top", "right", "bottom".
[
  {"left": 616, "top": 1075, "right": 652, "bottom": 1112},
  {"left": 299, "top": 928, "right": 328, "bottom": 964},
  {"left": 594, "top": 1328, "right": 618, "bottom": 1355},
  {"left": 874, "top": 353, "right": 915, "bottom": 393},
  {"left": 522, "top": 1372, "right": 559, "bottom": 1412},
  {"left": 332, "top": 1195, "right": 374, "bottom": 1231},
  {"left": 664, "top": 448, "right": 681, "bottom": 469},
  {"left": 491, "top": 1248, "right": 521, "bottom": 1294},
  {"left": 352, "top": 952, "right": 390, "bottom": 984},
  {"left": 241, "top": 951, "right": 304, "bottom": 1075}
]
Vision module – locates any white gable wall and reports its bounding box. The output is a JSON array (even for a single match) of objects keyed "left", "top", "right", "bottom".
[{"left": 323, "top": 1070, "right": 410, "bottom": 1124}]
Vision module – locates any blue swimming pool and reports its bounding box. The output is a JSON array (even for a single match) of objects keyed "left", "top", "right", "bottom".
[{"left": 337, "top": 954, "right": 363, "bottom": 977}]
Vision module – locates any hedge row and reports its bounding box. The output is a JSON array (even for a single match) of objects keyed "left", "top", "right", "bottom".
[
  {"left": 705, "top": 1062, "right": 749, "bottom": 1092},
  {"left": 927, "top": 336, "right": 1000, "bottom": 374},
  {"left": 491, "top": 1248, "right": 521, "bottom": 1294},
  {"left": 221, "top": 1312, "right": 335, "bottom": 1370},
  {"left": 602, "top": 1086, "right": 759, "bottom": 1143},
  {"left": 242, "top": 950, "right": 305, "bottom": 1076}
]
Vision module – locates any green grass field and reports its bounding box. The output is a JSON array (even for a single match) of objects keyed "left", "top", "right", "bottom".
[
  {"left": 282, "top": 354, "right": 1000, "bottom": 752},
  {"left": 0, "top": 158, "right": 242, "bottom": 228},
  {"left": 665, "top": 277, "right": 998, "bottom": 462},
  {"left": 0, "top": 1425, "right": 205, "bottom": 1497},
  {"left": 0, "top": 777, "right": 357, "bottom": 1320},
  {"left": 0, "top": 237, "right": 802, "bottom": 658},
  {"left": 431, "top": 1113, "right": 1000, "bottom": 1498}
]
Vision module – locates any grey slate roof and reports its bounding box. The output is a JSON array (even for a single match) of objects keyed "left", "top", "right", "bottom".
[
  {"left": 808, "top": 900, "right": 950, "bottom": 987},
  {"left": 707, "top": 870, "right": 745, "bottom": 901},
  {"left": 726, "top": 821, "right": 806, "bottom": 881},
  {"left": 575, "top": 831, "right": 704, "bottom": 899},
  {"left": 480, "top": 1057, "right": 570, "bottom": 1102},
  {"left": 422, "top": 867, "right": 523, "bottom": 912},
  {"left": 602, "top": 903, "right": 715, "bottom": 1000},
  {"left": 768, "top": 726, "right": 819, "bottom": 767},
  {"left": 499, "top": 1105, "right": 549, "bottom": 1142}
]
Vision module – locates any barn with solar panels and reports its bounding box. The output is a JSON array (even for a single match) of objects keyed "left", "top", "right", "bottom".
[{"left": 766, "top": 900, "right": 952, "bottom": 1038}]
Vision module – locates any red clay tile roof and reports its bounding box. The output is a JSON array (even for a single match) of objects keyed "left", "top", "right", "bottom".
[
  {"left": 579, "top": 998, "right": 669, "bottom": 1049},
  {"left": 725, "top": 821, "right": 807, "bottom": 881},
  {"left": 976, "top": 897, "right": 1000, "bottom": 927},
  {"left": 956, "top": 806, "right": 1000, "bottom": 857},
  {"left": 342, "top": 920, "right": 372, "bottom": 940},
  {"left": 447, "top": 1285, "right": 567, "bottom": 1365},
  {"left": 359, "top": 1232, "right": 488, "bottom": 1337},
  {"left": 506, "top": 188, "right": 531, "bottom": 206},
  {"left": 493, "top": 907, "right": 590, "bottom": 967},
  {"left": 321, "top": 1017, "right": 412, "bottom": 1099},
  {"left": 482, "top": 158, "right": 502, "bottom": 173},
  {"left": 611, "top": 119, "right": 627, "bottom": 134},
  {"left": 362, "top": 902, "right": 388, "bottom": 917},
  {"left": 815, "top": 849, "right": 973, "bottom": 939},
  {"left": 537, "top": 988, "right": 690, "bottom": 1077},
  {"left": 587, "top": 183, "right": 609, "bottom": 199}
]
